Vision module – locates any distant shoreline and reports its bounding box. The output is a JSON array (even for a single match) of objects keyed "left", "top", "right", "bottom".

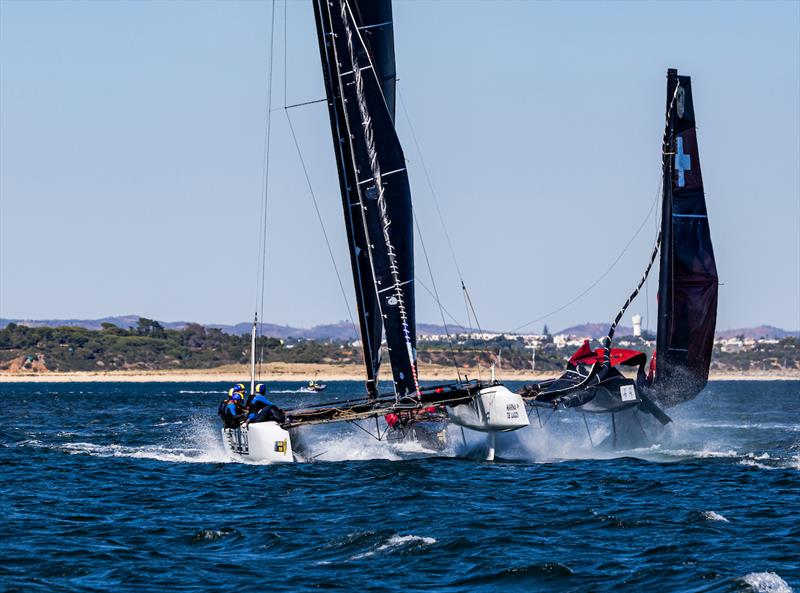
[{"left": 0, "top": 362, "right": 797, "bottom": 383}]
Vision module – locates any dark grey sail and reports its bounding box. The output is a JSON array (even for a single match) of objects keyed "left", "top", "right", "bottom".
[
  {"left": 653, "top": 69, "right": 718, "bottom": 406},
  {"left": 313, "top": 0, "right": 419, "bottom": 398}
]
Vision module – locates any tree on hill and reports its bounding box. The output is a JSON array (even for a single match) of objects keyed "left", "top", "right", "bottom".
[{"left": 136, "top": 318, "right": 165, "bottom": 338}]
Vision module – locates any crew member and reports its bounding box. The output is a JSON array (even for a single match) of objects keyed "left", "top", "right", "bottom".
[
  {"left": 222, "top": 393, "right": 247, "bottom": 429},
  {"left": 246, "top": 383, "right": 286, "bottom": 424}
]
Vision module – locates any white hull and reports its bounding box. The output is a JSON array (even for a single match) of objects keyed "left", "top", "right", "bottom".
[
  {"left": 448, "top": 385, "right": 529, "bottom": 460},
  {"left": 448, "top": 385, "right": 529, "bottom": 432},
  {"left": 221, "top": 422, "right": 294, "bottom": 463}
]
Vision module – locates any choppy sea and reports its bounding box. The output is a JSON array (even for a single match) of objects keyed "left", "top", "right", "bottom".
[{"left": 1, "top": 380, "right": 798, "bottom": 592}]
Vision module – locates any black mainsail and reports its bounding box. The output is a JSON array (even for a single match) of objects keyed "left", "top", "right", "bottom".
[
  {"left": 313, "top": 0, "right": 419, "bottom": 398},
  {"left": 350, "top": 0, "right": 396, "bottom": 119},
  {"left": 519, "top": 68, "right": 718, "bottom": 425},
  {"left": 653, "top": 69, "right": 718, "bottom": 406}
]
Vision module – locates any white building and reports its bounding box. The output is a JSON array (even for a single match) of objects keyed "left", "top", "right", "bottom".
[{"left": 632, "top": 314, "right": 642, "bottom": 337}]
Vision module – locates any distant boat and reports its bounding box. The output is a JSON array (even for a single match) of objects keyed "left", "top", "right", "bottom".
[
  {"left": 305, "top": 379, "right": 327, "bottom": 393},
  {"left": 221, "top": 0, "right": 529, "bottom": 463},
  {"left": 520, "top": 68, "right": 718, "bottom": 447}
]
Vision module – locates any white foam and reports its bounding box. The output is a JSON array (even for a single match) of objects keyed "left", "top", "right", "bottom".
[
  {"left": 351, "top": 534, "right": 437, "bottom": 559},
  {"left": 60, "top": 441, "right": 231, "bottom": 464},
  {"left": 302, "top": 431, "right": 445, "bottom": 463},
  {"left": 192, "top": 529, "right": 236, "bottom": 541},
  {"left": 290, "top": 420, "right": 455, "bottom": 463},
  {"left": 687, "top": 421, "right": 800, "bottom": 433},
  {"left": 742, "top": 572, "right": 793, "bottom": 593},
  {"left": 178, "top": 390, "right": 225, "bottom": 394},
  {"left": 746, "top": 452, "right": 772, "bottom": 461},
  {"left": 701, "top": 511, "right": 729, "bottom": 522},
  {"left": 49, "top": 416, "right": 232, "bottom": 464}
]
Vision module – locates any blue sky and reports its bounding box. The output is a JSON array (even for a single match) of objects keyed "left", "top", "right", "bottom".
[{"left": 1, "top": 0, "right": 798, "bottom": 332}]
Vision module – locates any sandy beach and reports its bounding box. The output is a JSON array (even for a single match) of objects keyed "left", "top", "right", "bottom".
[{"left": 0, "top": 362, "right": 797, "bottom": 383}]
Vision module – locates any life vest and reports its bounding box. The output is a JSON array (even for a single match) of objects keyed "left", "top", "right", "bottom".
[
  {"left": 250, "top": 394, "right": 275, "bottom": 414},
  {"left": 222, "top": 402, "right": 244, "bottom": 429}
]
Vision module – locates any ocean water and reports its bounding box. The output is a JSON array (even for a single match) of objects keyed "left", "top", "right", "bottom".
[{"left": 1, "top": 380, "right": 798, "bottom": 593}]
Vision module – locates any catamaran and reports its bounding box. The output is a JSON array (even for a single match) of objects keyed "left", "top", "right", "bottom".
[
  {"left": 520, "top": 68, "right": 718, "bottom": 447},
  {"left": 221, "top": 0, "right": 528, "bottom": 463}
]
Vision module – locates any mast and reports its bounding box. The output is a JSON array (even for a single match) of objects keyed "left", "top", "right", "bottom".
[
  {"left": 653, "top": 69, "right": 718, "bottom": 405},
  {"left": 313, "top": 0, "right": 384, "bottom": 397},
  {"left": 249, "top": 313, "right": 257, "bottom": 395},
  {"left": 655, "top": 71, "right": 676, "bottom": 381},
  {"left": 313, "top": 0, "right": 419, "bottom": 398}
]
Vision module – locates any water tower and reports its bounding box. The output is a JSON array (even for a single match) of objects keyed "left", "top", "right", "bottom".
[{"left": 632, "top": 314, "right": 642, "bottom": 337}]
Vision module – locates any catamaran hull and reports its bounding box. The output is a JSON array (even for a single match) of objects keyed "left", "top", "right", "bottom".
[
  {"left": 221, "top": 422, "right": 294, "bottom": 463},
  {"left": 448, "top": 385, "right": 529, "bottom": 432}
]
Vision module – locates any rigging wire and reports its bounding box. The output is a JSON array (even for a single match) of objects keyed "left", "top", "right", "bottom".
[
  {"left": 282, "top": 3, "right": 360, "bottom": 354},
  {"left": 283, "top": 0, "right": 288, "bottom": 108},
  {"left": 278, "top": 0, "right": 359, "bottom": 362},
  {"left": 602, "top": 229, "right": 662, "bottom": 363},
  {"left": 413, "top": 212, "right": 463, "bottom": 383},
  {"left": 398, "top": 91, "right": 491, "bottom": 367},
  {"left": 416, "top": 278, "right": 466, "bottom": 329},
  {"left": 255, "top": 0, "right": 278, "bottom": 380},
  {"left": 398, "top": 93, "right": 466, "bottom": 282},
  {"left": 509, "top": 180, "right": 663, "bottom": 334},
  {"left": 284, "top": 109, "right": 360, "bottom": 349},
  {"left": 511, "top": 80, "right": 682, "bottom": 338}
]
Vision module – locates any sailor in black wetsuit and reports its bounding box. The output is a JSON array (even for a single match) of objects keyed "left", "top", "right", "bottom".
[
  {"left": 221, "top": 393, "right": 247, "bottom": 429},
  {"left": 246, "top": 383, "right": 286, "bottom": 425}
]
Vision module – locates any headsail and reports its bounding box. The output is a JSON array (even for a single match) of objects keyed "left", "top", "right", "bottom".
[
  {"left": 313, "top": 0, "right": 419, "bottom": 398},
  {"left": 653, "top": 69, "right": 718, "bottom": 406}
]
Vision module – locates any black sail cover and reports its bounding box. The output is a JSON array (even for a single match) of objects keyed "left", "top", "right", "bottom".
[
  {"left": 313, "top": 0, "right": 419, "bottom": 397},
  {"left": 653, "top": 69, "right": 718, "bottom": 406}
]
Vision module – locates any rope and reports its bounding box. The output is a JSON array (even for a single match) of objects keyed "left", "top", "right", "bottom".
[{"left": 339, "top": 0, "right": 420, "bottom": 396}]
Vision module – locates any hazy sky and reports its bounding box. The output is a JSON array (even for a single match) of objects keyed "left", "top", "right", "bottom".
[{"left": 1, "top": 0, "right": 798, "bottom": 333}]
